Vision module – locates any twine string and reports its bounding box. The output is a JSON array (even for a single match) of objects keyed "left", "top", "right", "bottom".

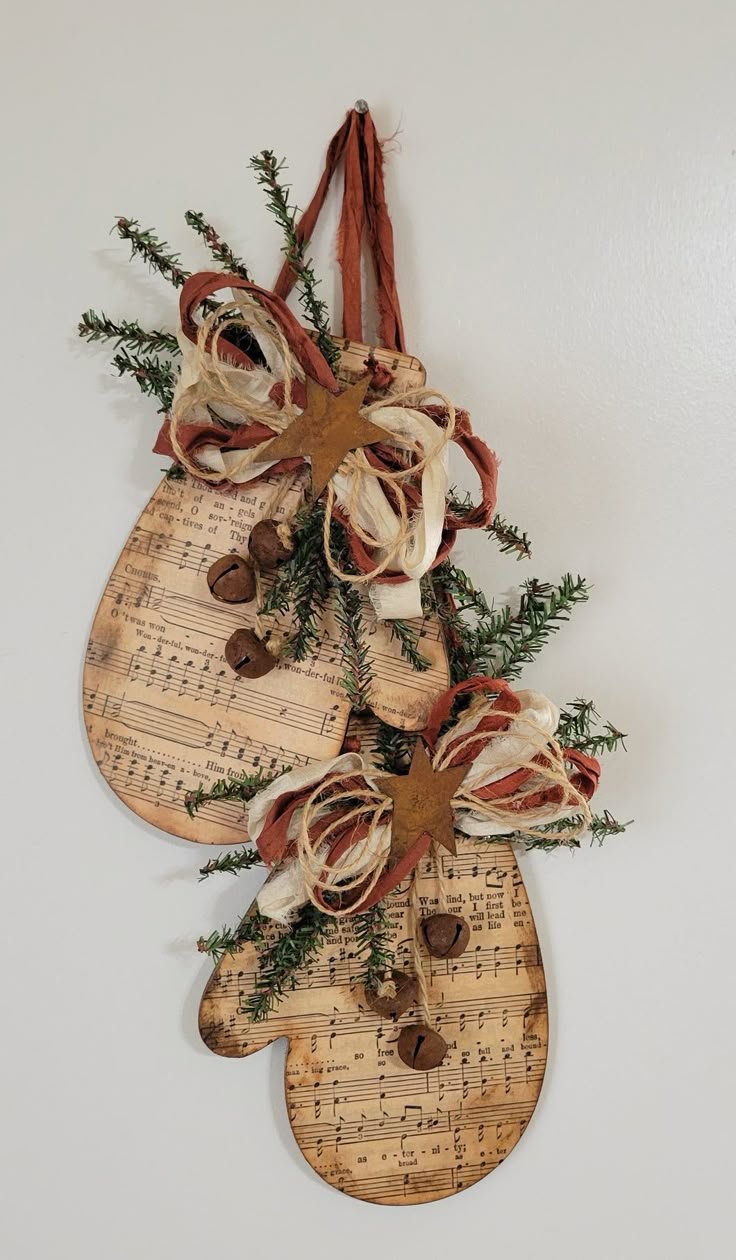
[
  {"left": 293, "top": 710, "right": 592, "bottom": 921},
  {"left": 432, "top": 841, "right": 451, "bottom": 913},
  {"left": 167, "top": 300, "right": 458, "bottom": 586},
  {"left": 410, "top": 873, "right": 432, "bottom": 1024}
]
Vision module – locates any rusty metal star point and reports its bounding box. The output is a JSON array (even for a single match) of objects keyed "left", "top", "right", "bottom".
[
  {"left": 260, "top": 375, "right": 392, "bottom": 497},
  {"left": 382, "top": 739, "right": 467, "bottom": 867}
]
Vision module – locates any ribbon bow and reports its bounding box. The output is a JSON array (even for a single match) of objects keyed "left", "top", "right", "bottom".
[
  {"left": 154, "top": 274, "right": 498, "bottom": 619},
  {"left": 247, "top": 677, "right": 601, "bottom": 924}
]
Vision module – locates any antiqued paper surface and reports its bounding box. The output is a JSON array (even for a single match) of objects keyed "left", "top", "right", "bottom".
[
  {"left": 199, "top": 842, "right": 548, "bottom": 1205},
  {"left": 83, "top": 338, "right": 449, "bottom": 846}
]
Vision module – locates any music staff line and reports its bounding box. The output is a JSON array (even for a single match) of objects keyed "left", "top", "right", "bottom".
[
  {"left": 285, "top": 1054, "right": 545, "bottom": 1115},
  {"left": 83, "top": 685, "right": 313, "bottom": 776},
  {"left": 86, "top": 639, "right": 344, "bottom": 742},
  {"left": 120, "top": 527, "right": 444, "bottom": 642},
  {"left": 102, "top": 575, "right": 443, "bottom": 696},
  {"left": 213, "top": 940, "right": 542, "bottom": 999},
  {"left": 292, "top": 1098, "right": 535, "bottom": 1151},
  {"left": 202, "top": 990, "right": 547, "bottom": 1054},
  {"left": 95, "top": 745, "right": 249, "bottom": 828},
  {"left": 125, "top": 526, "right": 440, "bottom": 639},
  {"left": 335, "top": 1158, "right": 499, "bottom": 1201},
  {"left": 105, "top": 577, "right": 446, "bottom": 700}
]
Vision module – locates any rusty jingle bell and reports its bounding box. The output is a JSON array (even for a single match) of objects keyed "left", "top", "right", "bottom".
[
  {"left": 225, "top": 628, "right": 277, "bottom": 679},
  {"left": 422, "top": 913, "right": 470, "bottom": 959},
  {"left": 363, "top": 970, "right": 419, "bottom": 1018},
  {"left": 206, "top": 554, "right": 256, "bottom": 603},
  {"left": 248, "top": 519, "right": 294, "bottom": 569},
  {"left": 397, "top": 1023, "right": 448, "bottom": 1070}
]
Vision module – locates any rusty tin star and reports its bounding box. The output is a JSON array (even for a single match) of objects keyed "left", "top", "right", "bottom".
[
  {"left": 260, "top": 376, "right": 392, "bottom": 498},
  {"left": 382, "top": 740, "right": 468, "bottom": 867}
]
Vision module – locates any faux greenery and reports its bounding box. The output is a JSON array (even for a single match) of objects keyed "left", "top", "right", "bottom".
[
  {"left": 185, "top": 767, "right": 284, "bottom": 819},
  {"left": 249, "top": 151, "right": 340, "bottom": 370},
  {"left": 351, "top": 903, "right": 396, "bottom": 990},
  {"left": 240, "top": 903, "right": 330, "bottom": 1022},
  {"left": 184, "top": 210, "right": 251, "bottom": 278}
]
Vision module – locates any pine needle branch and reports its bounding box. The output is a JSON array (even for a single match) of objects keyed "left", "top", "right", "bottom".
[
  {"left": 112, "top": 218, "right": 220, "bottom": 320},
  {"left": 184, "top": 211, "right": 251, "bottom": 278},
  {"left": 114, "top": 217, "right": 262, "bottom": 361},
  {"left": 185, "top": 767, "right": 286, "bottom": 818},
  {"left": 432, "top": 560, "right": 491, "bottom": 620},
  {"left": 114, "top": 217, "right": 190, "bottom": 288},
  {"left": 111, "top": 350, "right": 177, "bottom": 412},
  {"left": 374, "top": 722, "right": 416, "bottom": 774},
  {"left": 351, "top": 902, "right": 396, "bottom": 989},
  {"left": 259, "top": 501, "right": 332, "bottom": 661},
  {"left": 249, "top": 151, "right": 339, "bottom": 370},
  {"left": 467, "top": 575, "right": 591, "bottom": 681},
  {"left": 557, "top": 699, "right": 628, "bottom": 757},
  {"left": 198, "top": 847, "right": 264, "bottom": 880},
  {"left": 329, "top": 522, "right": 374, "bottom": 709},
  {"left": 488, "top": 512, "right": 533, "bottom": 560},
  {"left": 197, "top": 910, "right": 268, "bottom": 965},
  {"left": 447, "top": 489, "right": 532, "bottom": 561},
  {"left": 243, "top": 903, "right": 330, "bottom": 1022},
  {"left": 475, "top": 809, "right": 632, "bottom": 851},
  {"left": 426, "top": 569, "right": 488, "bottom": 684},
  {"left": 78, "top": 310, "right": 179, "bottom": 356},
  {"left": 588, "top": 811, "right": 632, "bottom": 843},
  {"left": 389, "top": 618, "right": 432, "bottom": 672}
]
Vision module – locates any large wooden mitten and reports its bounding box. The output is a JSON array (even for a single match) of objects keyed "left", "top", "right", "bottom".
[{"left": 199, "top": 844, "right": 548, "bottom": 1205}]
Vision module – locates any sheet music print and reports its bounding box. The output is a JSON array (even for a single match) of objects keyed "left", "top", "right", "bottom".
[
  {"left": 199, "top": 843, "right": 548, "bottom": 1205},
  {"left": 83, "top": 337, "right": 448, "bottom": 846}
]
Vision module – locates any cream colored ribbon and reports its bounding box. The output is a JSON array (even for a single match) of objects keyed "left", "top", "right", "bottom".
[
  {"left": 249, "top": 690, "right": 591, "bottom": 923},
  {"left": 168, "top": 298, "right": 451, "bottom": 619}
]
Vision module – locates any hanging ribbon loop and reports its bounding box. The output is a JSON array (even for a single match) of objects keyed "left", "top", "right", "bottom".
[{"left": 273, "top": 106, "right": 405, "bottom": 351}]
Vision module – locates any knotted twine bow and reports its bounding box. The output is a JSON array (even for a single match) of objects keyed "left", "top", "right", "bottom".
[
  {"left": 154, "top": 276, "right": 498, "bottom": 619},
  {"left": 246, "top": 678, "right": 601, "bottom": 924}
]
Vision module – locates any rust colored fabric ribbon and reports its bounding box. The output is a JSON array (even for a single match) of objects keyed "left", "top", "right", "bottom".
[
  {"left": 253, "top": 677, "right": 601, "bottom": 914},
  {"left": 153, "top": 275, "right": 499, "bottom": 583},
  {"left": 273, "top": 107, "right": 406, "bottom": 352}
]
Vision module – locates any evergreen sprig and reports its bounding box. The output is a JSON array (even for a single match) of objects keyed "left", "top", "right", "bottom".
[
  {"left": 185, "top": 767, "right": 285, "bottom": 818},
  {"left": 374, "top": 721, "right": 416, "bottom": 774},
  {"left": 197, "top": 910, "right": 268, "bottom": 965},
  {"left": 432, "top": 560, "right": 492, "bottom": 621},
  {"left": 115, "top": 217, "right": 190, "bottom": 288},
  {"left": 198, "top": 847, "right": 264, "bottom": 880},
  {"left": 557, "top": 699, "right": 628, "bottom": 757},
  {"left": 476, "top": 809, "right": 631, "bottom": 851},
  {"left": 259, "top": 501, "right": 332, "bottom": 661},
  {"left": 329, "top": 521, "right": 374, "bottom": 709},
  {"left": 184, "top": 210, "right": 251, "bottom": 277},
  {"left": 447, "top": 490, "right": 532, "bottom": 560},
  {"left": 111, "top": 350, "right": 177, "bottom": 412},
  {"left": 249, "top": 151, "right": 340, "bottom": 369},
  {"left": 465, "top": 575, "right": 591, "bottom": 682},
  {"left": 588, "top": 810, "right": 632, "bottom": 842},
  {"left": 78, "top": 310, "right": 179, "bottom": 356},
  {"left": 389, "top": 618, "right": 432, "bottom": 672},
  {"left": 242, "top": 903, "right": 330, "bottom": 1022},
  {"left": 488, "top": 512, "right": 533, "bottom": 560},
  {"left": 351, "top": 902, "right": 396, "bottom": 990}
]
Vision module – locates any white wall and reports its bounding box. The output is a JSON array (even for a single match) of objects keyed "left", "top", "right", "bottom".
[{"left": 1, "top": 2, "right": 734, "bottom": 1256}]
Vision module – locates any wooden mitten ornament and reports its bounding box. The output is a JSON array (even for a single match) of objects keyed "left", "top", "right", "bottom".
[
  {"left": 199, "top": 840, "right": 548, "bottom": 1204},
  {"left": 83, "top": 335, "right": 453, "bottom": 844},
  {"left": 81, "top": 102, "right": 627, "bottom": 1207}
]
